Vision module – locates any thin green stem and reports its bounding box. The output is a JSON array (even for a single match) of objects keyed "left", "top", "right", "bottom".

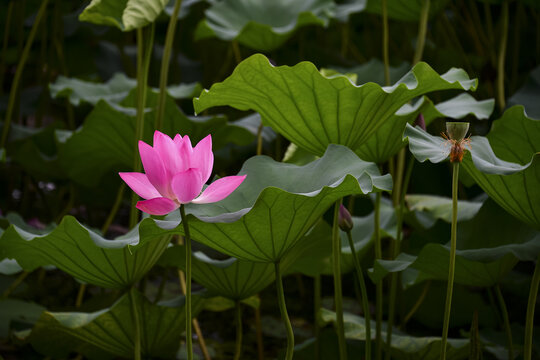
[
  {"left": 402, "top": 280, "right": 431, "bottom": 328},
  {"left": 1, "top": 0, "right": 49, "bottom": 148},
  {"left": 374, "top": 192, "right": 383, "bottom": 360},
  {"left": 234, "top": 301, "right": 243, "bottom": 360},
  {"left": 180, "top": 205, "right": 193, "bottom": 360},
  {"left": 256, "top": 122, "right": 264, "bottom": 155},
  {"left": 413, "top": 0, "right": 430, "bottom": 65},
  {"left": 314, "top": 275, "right": 321, "bottom": 360},
  {"left": 232, "top": 41, "right": 242, "bottom": 64},
  {"left": 275, "top": 261, "right": 294, "bottom": 360},
  {"left": 440, "top": 162, "right": 459, "bottom": 360},
  {"left": 155, "top": 0, "right": 183, "bottom": 131},
  {"left": 255, "top": 300, "right": 264, "bottom": 360},
  {"left": 497, "top": 0, "right": 509, "bottom": 112},
  {"left": 382, "top": 0, "right": 390, "bottom": 86},
  {"left": 1, "top": 271, "right": 29, "bottom": 298},
  {"left": 75, "top": 284, "right": 86, "bottom": 308},
  {"left": 332, "top": 199, "right": 348, "bottom": 360},
  {"left": 494, "top": 284, "right": 513, "bottom": 360},
  {"left": 130, "top": 287, "right": 141, "bottom": 360},
  {"left": 346, "top": 230, "right": 371, "bottom": 360},
  {"left": 524, "top": 254, "right": 540, "bottom": 360},
  {"left": 130, "top": 24, "right": 155, "bottom": 228},
  {"left": 101, "top": 183, "right": 126, "bottom": 235}
]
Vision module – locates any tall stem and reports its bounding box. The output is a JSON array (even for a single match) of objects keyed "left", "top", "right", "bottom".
[
  {"left": 332, "top": 199, "right": 348, "bottom": 360},
  {"left": 374, "top": 192, "right": 383, "bottom": 360},
  {"left": 412, "top": 0, "right": 430, "bottom": 65},
  {"left": 494, "top": 284, "right": 513, "bottom": 360},
  {"left": 129, "top": 287, "right": 141, "bottom": 360},
  {"left": 155, "top": 0, "right": 183, "bottom": 131},
  {"left": 497, "top": 0, "right": 509, "bottom": 112},
  {"left": 275, "top": 261, "right": 294, "bottom": 360},
  {"left": 1, "top": 0, "right": 49, "bottom": 148},
  {"left": 234, "top": 301, "right": 243, "bottom": 360},
  {"left": 440, "top": 162, "right": 459, "bottom": 360},
  {"left": 255, "top": 301, "right": 264, "bottom": 360},
  {"left": 101, "top": 183, "right": 126, "bottom": 234},
  {"left": 314, "top": 275, "right": 321, "bottom": 360},
  {"left": 180, "top": 205, "right": 193, "bottom": 360},
  {"left": 346, "top": 230, "right": 371, "bottom": 360},
  {"left": 130, "top": 24, "right": 155, "bottom": 228},
  {"left": 524, "top": 254, "right": 540, "bottom": 360},
  {"left": 0, "top": 0, "right": 15, "bottom": 96},
  {"left": 382, "top": 0, "right": 390, "bottom": 86}
]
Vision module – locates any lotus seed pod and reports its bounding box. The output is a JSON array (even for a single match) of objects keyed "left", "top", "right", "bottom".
[{"left": 446, "top": 122, "right": 469, "bottom": 141}]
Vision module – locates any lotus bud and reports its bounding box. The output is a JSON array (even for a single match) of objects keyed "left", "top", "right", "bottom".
[
  {"left": 414, "top": 113, "right": 426, "bottom": 131},
  {"left": 338, "top": 204, "right": 353, "bottom": 232},
  {"left": 446, "top": 122, "right": 469, "bottom": 141}
]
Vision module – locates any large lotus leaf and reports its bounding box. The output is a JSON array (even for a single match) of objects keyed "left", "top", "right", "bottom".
[
  {"left": 0, "top": 216, "right": 170, "bottom": 289},
  {"left": 290, "top": 197, "right": 396, "bottom": 277},
  {"left": 333, "top": 0, "right": 367, "bottom": 22},
  {"left": 370, "top": 199, "right": 540, "bottom": 287},
  {"left": 365, "top": 0, "right": 451, "bottom": 22},
  {"left": 508, "top": 66, "right": 540, "bottom": 120},
  {"left": 460, "top": 106, "right": 540, "bottom": 229},
  {"left": 58, "top": 88, "right": 254, "bottom": 187},
  {"left": 0, "top": 259, "right": 23, "bottom": 275},
  {"left": 194, "top": 54, "right": 477, "bottom": 157},
  {"left": 79, "top": 0, "right": 168, "bottom": 31},
  {"left": 21, "top": 289, "right": 204, "bottom": 359},
  {"left": 406, "top": 194, "right": 484, "bottom": 226},
  {"left": 140, "top": 145, "right": 392, "bottom": 262},
  {"left": 194, "top": 0, "right": 335, "bottom": 51},
  {"left": 0, "top": 299, "right": 45, "bottom": 337},
  {"left": 159, "top": 245, "right": 275, "bottom": 300},
  {"left": 319, "top": 309, "right": 469, "bottom": 360},
  {"left": 328, "top": 59, "right": 410, "bottom": 86},
  {"left": 357, "top": 93, "right": 493, "bottom": 163},
  {"left": 50, "top": 73, "right": 202, "bottom": 106}
]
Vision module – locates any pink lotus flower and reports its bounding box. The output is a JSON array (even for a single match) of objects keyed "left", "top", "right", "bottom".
[{"left": 119, "top": 131, "right": 246, "bottom": 215}]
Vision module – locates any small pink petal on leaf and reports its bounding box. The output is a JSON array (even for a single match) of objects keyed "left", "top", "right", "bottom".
[
  {"left": 139, "top": 141, "right": 171, "bottom": 197},
  {"left": 153, "top": 131, "right": 182, "bottom": 175},
  {"left": 192, "top": 134, "right": 214, "bottom": 183},
  {"left": 136, "top": 197, "right": 179, "bottom": 215},
  {"left": 171, "top": 168, "right": 204, "bottom": 204},
  {"left": 119, "top": 172, "right": 161, "bottom": 200},
  {"left": 192, "top": 175, "right": 246, "bottom": 204}
]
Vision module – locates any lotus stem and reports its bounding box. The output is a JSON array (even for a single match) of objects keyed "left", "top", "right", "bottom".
[
  {"left": 440, "top": 162, "right": 459, "bottom": 360},
  {"left": 374, "top": 192, "right": 383, "bottom": 360},
  {"left": 382, "top": 0, "right": 390, "bottom": 86},
  {"left": 234, "top": 301, "right": 243, "bottom": 360},
  {"left": 524, "top": 254, "right": 540, "bottom": 360},
  {"left": 180, "top": 205, "right": 193, "bottom": 360},
  {"left": 255, "top": 301, "right": 264, "bottom": 360},
  {"left": 332, "top": 199, "right": 348, "bottom": 360},
  {"left": 497, "top": 0, "right": 509, "bottom": 112},
  {"left": 413, "top": 0, "right": 430, "bottom": 65},
  {"left": 402, "top": 280, "right": 431, "bottom": 328},
  {"left": 0, "top": 0, "right": 49, "bottom": 148},
  {"left": 314, "top": 274, "right": 321, "bottom": 360},
  {"left": 101, "top": 183, "right": 125, "bottom": 235},
  {"left": 256, "top": 122, "right": 264, "bottom": 155},
  {"left": 156, "top": 0, "right": 183, "bottom": 131},
  {"left": 346, "top": 230, "right": 371, "bottom": 360},
  {"left": 232, "top": 41, "right": 242, "bottom": 64},
  {"left": 75, "top": 284, "right": 86, "bottom": 308},
  {"left": 1, "top": 271, "right": 29, "bottom": 298},
  {"left": 130, "top": 24, "right": 155, "bottom": 228},
  {"left": 129, "top": 287, "right": 141, "bottom": 360},
  {"left": 495, "top": 284, "right": 513, "bottom": 360},
  {"left": 275, "top": 261, "right": 294, "bottom": 360}
]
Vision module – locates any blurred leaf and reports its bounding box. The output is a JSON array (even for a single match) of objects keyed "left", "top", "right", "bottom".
[
  {"left": 0, "top": 259, "right": 22, "bottom": 276},
  {"left": 141, "top": 145, "right": 392, "bottom": 262},
  {"left": 194, "top": 54, "right": 477, "bottom": 157},
  {"left": 0, "top": 216, "right": 170, "bottom": 289},
  {"left": 293, "top": 329, "right": 364, "bottom": 359},
  {"left": 406, "top": 194, "right": 484, "bottom": 225},
  {"left": 461, "top": 106, "right": 540, "bottom": 229},
  {"left": 20, "top": 288, "right": 204, "bottom": 359},
  {"left": 319, "top": 308, "right": 469, "bottom": 359},
  {"left": 194, "top": 0, "right": 335, "bottom": 51},
  {"left": 79, "top": 0, "right": 168, "bottom": 31},
  {"left": 329, "top": 59, "right": 410, "bottom": 86},
  {"left": 0, "top": 299, "right": 45, "bottom": 337},
  {"left": 365, "top": 0, "right": 451, "bottom": 22}
]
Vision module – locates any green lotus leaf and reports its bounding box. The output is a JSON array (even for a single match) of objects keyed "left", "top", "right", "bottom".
[
  {"left": 328, "top": 59, "right": 410, "bottom": 86},
  {"left": 406, "top": 194, "right": 484, "bottom": 226},
  {"left": 319, "top": 309, "right": 469, "bottom": 360},
  {"left": 290, "top": 197, "right": 396, "bottom": 277},
  {"left": 79, "top": 0, "right": 168, "bottom": 31},
  {"left": 140, "top": 144, "right": 392, "bottom": 262},
  {"left": 365, "top": 0, "right": 451, "bottom": 22},
  {"left": 164, "top": 0, "right": 202, "bottom": 20},
  {"left": 369, "top": 199, "right": 540, "bottom": 287},
  {"left": 20, "top": 288, "right": 204, "bottom": 359},
  {"left": 460, "top": 106, "right": 540, "bottom": 229},
  {"left": 194, "top": 0, "right": 335, "bottom": 51},
  {"left": 58, "top": 88, "right": 254, "bottom": 187},
  {"left": 194, "top": 54, "right": 477, "bottom": 157},
  {"left": 509, "top": 67, "right": 540, "bottom": 120},
  {"left": 0, "top": 299, "right": 45, "bottom": 337},
  {"left": 0, "top": 216, "right": 170, "bottom": 289},
  {"left": 333, "top": 0, "right": 367, "bottom": 22},
  {"left": 0, "top": 259, "right": 22, "bottom": 275},
  {"left": 50, "top": 73, "right": 201, "bottom": 106},
  {"left": 357, "top": 93, "right": 493, "bottom": 163}
]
